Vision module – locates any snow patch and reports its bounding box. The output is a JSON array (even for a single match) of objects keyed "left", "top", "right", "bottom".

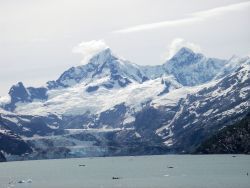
[{"left": 135, "top": 132, "right": 141, "bottom": 138}]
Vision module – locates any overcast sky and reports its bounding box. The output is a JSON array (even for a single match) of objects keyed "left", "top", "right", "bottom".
[{"left": 0, "top": 0, "right": 250, "bottom": 96}]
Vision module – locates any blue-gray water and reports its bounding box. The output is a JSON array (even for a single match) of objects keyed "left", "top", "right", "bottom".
[{"left": 0, "top": 155, "right": 250, "bottom": 188}]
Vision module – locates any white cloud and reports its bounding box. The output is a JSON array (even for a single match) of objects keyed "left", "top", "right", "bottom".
[
  {"left": 164, "top": 38, "right": 201, "bottom": 60},
  {"left": 72, "top": 40, "right": 109, "bottom": 64},
  {"left": 0, "top": 95, "right": 11, "bottom": 106},
  {"left": 114, "top": 1, "right": 250, "bottom": 33},
  {"left": 114, "top": 17, "right": 200, "bottom": 34},
  {"left": 191, "top": 1, "right": 250, "bottom": 18}
]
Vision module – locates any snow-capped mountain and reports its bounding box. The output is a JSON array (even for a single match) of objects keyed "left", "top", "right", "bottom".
[
  {"left": 157, "top": 63, "right": 250, "bottom": 151},
  {"left": 0, "top": 47, "right": 249, "bottom": 161},
  {"left": 47, "top": 48, "right": 148, "bottom": 89},
  {"left": 4, "top": 82, "right": 48, "bottom": 111},
  {"left": 163, "top": 47, "right": 227, "bottom": 86}
]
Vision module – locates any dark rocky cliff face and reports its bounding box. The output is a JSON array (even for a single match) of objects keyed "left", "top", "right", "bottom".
[
  {"left": 0, "top": 131, "right": 32, "bottom": 156},
  {"left": 0, "top": 116, "right": 32, "bottom": 161},
  {"left": 0, "top": 152, "right": 6, "bottom": 162},
  {"left": 195, "top": 113, "right": 250, "bottom": 154}
]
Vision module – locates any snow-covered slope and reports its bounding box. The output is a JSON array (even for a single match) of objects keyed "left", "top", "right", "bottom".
[
  {"left": 157, "top": 62, "right": 250, "bottom": 151},
  {"left": 13, "top": 76, "right": 182, "bottom": 116},
  {"left": 215, "top": 55, "right": 250, "bottom": 79}
]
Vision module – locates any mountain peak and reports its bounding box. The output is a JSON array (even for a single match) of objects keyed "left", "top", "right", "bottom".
[
  {"left": 87, "top": 48, "right": 115, "bottom": 66},
  {"left": 166, "top": 47, "right": 203, "bottom": 66},
  {"left": 173, "top": 47, "right": 195, "bottom": 59},
  {"left": 163, "top": 47, "right": 229, "bottom": 86},
  {"left": 89, "top": 47, "right": 111, "bottom": 59},
  {"left": 46, "top": 47, "right": 148, "bottom": 89},
  {"left": 5, "top": 82, "right": 30, "bottom": 111},
  {"left": 8, "top": 82, "right": 26, "bottom": 95}
]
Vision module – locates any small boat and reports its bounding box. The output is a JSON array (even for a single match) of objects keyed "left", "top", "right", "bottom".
[{"left": 79, "top": 164, "right": 86, "bottom": 167}]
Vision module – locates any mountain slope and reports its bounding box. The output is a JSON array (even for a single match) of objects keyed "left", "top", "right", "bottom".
[
  {"left": 195, "top": 113, "right": 250, "bottom": 154},
  {"left": 0, "top": 47, "right": 249, "bottom": 160},
  {"left": 0, "top": 116, "right": 32, "bottom": 161},
  {"left": 156, "top": 62, "right": 250, "bottom": 152}
]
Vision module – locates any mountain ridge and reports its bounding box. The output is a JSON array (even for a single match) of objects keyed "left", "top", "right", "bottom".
[
  {"left": 0, "top": 47, "right": 249, "bottom": 161},
  {"left": 195, "top": 113, "right": 250, "bottom": 154},
  {"left": 2, "top": 47, "right": 248, "bottom": 114}
]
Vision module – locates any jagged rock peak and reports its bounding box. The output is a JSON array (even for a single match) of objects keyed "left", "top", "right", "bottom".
[
  {"left": 8, "top": 82, "right": 28, "bottom": 99},
  {"left": 175, "top": 47, "right": 195, "bottom": 56},
  {"left": 87, "top": 48, "right": 115, "bottom": 66}
]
